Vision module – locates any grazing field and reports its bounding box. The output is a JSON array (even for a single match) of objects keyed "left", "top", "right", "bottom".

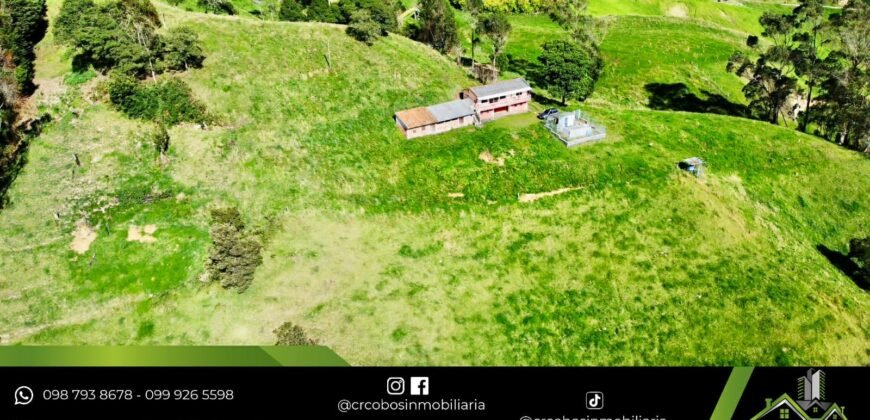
[{"left": 0, "top": 0, "right": 867, "bottom": 366}]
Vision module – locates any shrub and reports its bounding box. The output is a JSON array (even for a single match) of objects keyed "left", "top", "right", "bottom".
[
  {"left": 149, "top": 124, "right": 170, "bottom": 155},
  {"left": 197, "top": 0, "right": 236, "bottom": 15},
  {"left": 108, "top": 74, "right": 208, "bottom": 125},
  {"left": 160, "top": 27, "right": 205, "bottom": 71},
  {"left": 346, "top": 9, "right": 382, "bottom": 45},
  {"left": 306, "top": 0, "right": 341, "bottom": 23},
  {"left": 279, "top": 0, "right": 306, "bottom": 21},
  {"left": 849, "top": 237, "right": 869, "bottom": 287},
  {"left": 274, "top": 322, "right": 317, "bottom": 345},
  {"left": 207, "top": 207, "right": 263, "bottom": 293}
]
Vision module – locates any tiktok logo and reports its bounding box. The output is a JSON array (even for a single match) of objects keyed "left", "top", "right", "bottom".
[{"left": 586, "top": 391, "right": 604, "bottom": 410}]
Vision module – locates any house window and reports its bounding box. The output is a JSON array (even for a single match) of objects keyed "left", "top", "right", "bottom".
[
  {"left": 813, "top": 407, "right": 818, "bottom": 413},
  {"left": 779, "top": 408, "right": 789, "bottom": 419}
]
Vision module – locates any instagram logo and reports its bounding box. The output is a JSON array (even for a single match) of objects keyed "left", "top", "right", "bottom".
[{"left": 386, "top": 377, "right": 405, "bottom": 395}]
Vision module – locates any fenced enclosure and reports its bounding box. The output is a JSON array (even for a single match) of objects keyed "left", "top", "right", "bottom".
[{"left": 545, "top": 110, "right": 607, "bottom": 147}]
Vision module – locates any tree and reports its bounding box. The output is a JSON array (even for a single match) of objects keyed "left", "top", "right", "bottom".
[
  {"left": 306, "top": 0, "right": 340, "bottom": 23},
  {"left": 466, "top": 0, "right": 484, "bottom": 66},
  {"left": 55, "top": 0, "right": 205, "bottom": 79},
  {"left": 812, "top": 0, "right": 870, "bottom": 151},
  {"left": 117, "top": 0, "right": 163, "bottom": 80},
  {"left": 791, "top": 0, "right": 830, "bottom": 131},
  {"left": 346, "top": 9, "right": 382, "bottom": 45},
  {"left": 55, "top": 0, "right": 151, "bottom": 75},
  {"left": 207, "top": 207, "right": 263, "bottom": 293},
  {"left": 480, "top": 12, "right": 511, "bottom": 73},
  {"left": 547, "top": 0, "right": 603, "bottom": 47},
  {"left": 279, "top": 0, "right": 306, "bottom": 21},
  {"left": 417, "top": 0, "right": 459, "bottom": 54},
  {"left": 0, "top": 0, "right": 48, "bottom": 94},
  {"left": 535, "top": 40, "right": 601, "bottom": 104},
  {"left": 161, "top": 27, "right": 205, "bottom": 71},
  {"left": 727, "top": 11, "right": 800, "bottom": 124}
]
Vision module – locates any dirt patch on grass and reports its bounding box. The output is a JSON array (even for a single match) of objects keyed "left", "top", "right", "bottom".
[
  {"left": 70, "top": 220, "right": 97, "bottom": 254},
  {"left": 127, "top": 224, "right": 158, "bottom": 243},
  {"left": 447, "top": 192, "right": 465, "bottom": 198},
  {"left": 518, "top": 187, "right": 583, "bottom": 203},
  {"left": 666, "top": 4, "right": 689, "bottom": 18},
  {"left": 478, "top": 150, "right": 514, "bottom": 166}
]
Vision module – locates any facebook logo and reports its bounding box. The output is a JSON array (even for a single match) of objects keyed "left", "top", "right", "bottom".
[{"left": 410, "top": 377, "right": 429, "bottom": 395}]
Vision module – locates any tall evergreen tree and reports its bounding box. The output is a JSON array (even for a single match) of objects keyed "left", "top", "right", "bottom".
[
  {"left": 417, "top": 0, "right": 459, "bottom": 54},
  {"left": 791, "top": 0, "right": 830, "bottom": 132},
  {"left": 0, "top": 0, "right": 48, "bottom": 94}
]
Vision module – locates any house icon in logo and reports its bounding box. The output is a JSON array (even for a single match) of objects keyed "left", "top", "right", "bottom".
[{"left": 750, "top": 369, "right": 847, "bottom": 420}]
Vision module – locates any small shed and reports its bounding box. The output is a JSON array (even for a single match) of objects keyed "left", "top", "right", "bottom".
[{"left": 678, "top": 157, "right": 705, "bottom": 177}]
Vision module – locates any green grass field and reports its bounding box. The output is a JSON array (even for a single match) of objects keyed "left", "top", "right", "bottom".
[{"left": 0, "top": 0, "right": 867, "bottom": 365}]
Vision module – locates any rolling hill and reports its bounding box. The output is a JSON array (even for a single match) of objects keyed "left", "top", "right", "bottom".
[{"left": 0, "top": 0, "right": 867, "bottom": 365}]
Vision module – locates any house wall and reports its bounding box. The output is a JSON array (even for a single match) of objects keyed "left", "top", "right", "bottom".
[
  {"left": 466, "top": 90, "right": 531, "bottom": 121},
  {"left": 398, "top": 116, "right": 474, "bottom": 139}
]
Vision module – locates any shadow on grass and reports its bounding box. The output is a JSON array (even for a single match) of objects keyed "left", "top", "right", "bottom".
[
  {"left": 816, "top": 245, "right": 869, "bottom": 291},
  {"left": 0, "top": 139, "right": 30, "bottom": 209},
  {"left": 0, "top": 114, "right": 48, "bottom": 209},
  {"left": 644, "top": 83, "right": 750, "bottom": 118},
  {"left": 531, "top": 91, "right": 563, "bottom": 107}
]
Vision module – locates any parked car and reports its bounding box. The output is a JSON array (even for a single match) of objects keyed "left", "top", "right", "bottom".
[{"left": 537, "top": 108, "right": 559, "bottom": 120}]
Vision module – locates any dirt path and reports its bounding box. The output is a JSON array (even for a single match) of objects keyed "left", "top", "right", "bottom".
[{"left": 518, "top": 187, "right": 584, "bottom": 203}]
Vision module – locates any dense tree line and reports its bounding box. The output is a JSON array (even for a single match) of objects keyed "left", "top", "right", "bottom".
[
  {"left": 0, "top": 0, "right": 48, "bottom": 95},
  {"left": 279, "top": 0, "right": 400, "bottom": 28},
  {"left": 449, "top": 0, "right": 549, "bottom": 13},
  {"left": 55, "top": 0, "right": 208, "bottom": 126},
  {"left": 55, "top": 0, "right": 204, "bottom": 78},
  {"left": 279, "top": 0, "right": 400, "bottom": 44},
  {"left": 728, "top": 0, "right": 869, "bottom": 152},
  {"left": 1, "top": 0, "right": 48, "bottom": 207}
]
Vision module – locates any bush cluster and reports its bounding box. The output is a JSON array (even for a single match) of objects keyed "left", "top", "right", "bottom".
[
  {"left": 197, "top": 0, "right": 236, "bottom": 15},
  {"left": 55, "top": 0, "right": 205, "bottom": 77},
  {"left": 108, "top": 74, "right": 209, "bottom": 125},
  {"left": 274, "top": 322, "right": 317, "bottom": 345},
  {"left": 280, "top": 0, "right": 400, "bottom": 33},
  {"left": 207, "top": 207, "right": 263, "bottom": 293}
]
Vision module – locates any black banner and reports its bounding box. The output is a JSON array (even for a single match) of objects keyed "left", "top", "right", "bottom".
[{"left": 0, "top": 367, "right": 866, "bottom": 419}]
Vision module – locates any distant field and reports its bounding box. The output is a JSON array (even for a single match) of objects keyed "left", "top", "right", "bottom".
[{"left": 0, "top": 0, "right": 867, "bottom": 366}]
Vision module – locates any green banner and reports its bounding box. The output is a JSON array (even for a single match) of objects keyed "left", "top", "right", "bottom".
[
  {"left": 710, "top": 367, "right": 754, "bottom": 420},
  {"left": 0, "top": 346, "right": 348, "bottom": 367}
]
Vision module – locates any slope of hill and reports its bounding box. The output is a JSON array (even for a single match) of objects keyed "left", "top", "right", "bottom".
[{"left": 0, "top": 1, "right": 867, "bottom": 366}]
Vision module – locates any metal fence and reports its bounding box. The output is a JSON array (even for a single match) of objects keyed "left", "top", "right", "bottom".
[{"left": 544, "top": 110, "right": 607, "bottom": 147}]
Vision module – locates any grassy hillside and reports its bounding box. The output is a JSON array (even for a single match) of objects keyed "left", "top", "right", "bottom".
[{"left": 0, "top": 1, "right": 867, "bottom": 366}]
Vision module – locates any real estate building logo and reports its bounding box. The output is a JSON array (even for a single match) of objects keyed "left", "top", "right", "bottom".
[{"left": 750, "top": 369, "right": 847, "bottom": 420}]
